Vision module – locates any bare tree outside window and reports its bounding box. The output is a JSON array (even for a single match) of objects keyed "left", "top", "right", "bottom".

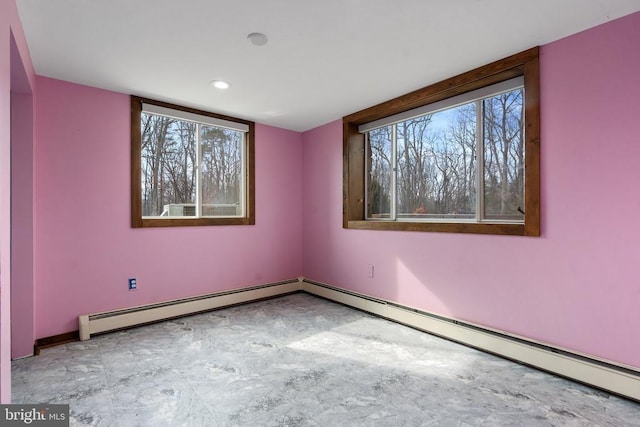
[
  {"left": 200, "top": 125, "right": 243, "bottom": 217},
  {"left": 396, "top": 105, "right": 477, "bottom": 219},
  {"left": 141, "top": 114, "right": 196, "bottom": 216},
  {"left": 365, "top": 88, "right": 523, "bottom": 223},
  {"left": 141, "top": 113, "right": 243, "bottom": 218},
  {"left": 483, "top": 90, "right": 524, "bottom": 221},
  {"left": 366, "top": 127, "right": 392, "bottom": 218}
]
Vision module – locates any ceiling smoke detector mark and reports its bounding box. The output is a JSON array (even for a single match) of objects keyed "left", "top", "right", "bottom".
[{"left": 247, "top": 32, "right": 268, "bottom": 46}]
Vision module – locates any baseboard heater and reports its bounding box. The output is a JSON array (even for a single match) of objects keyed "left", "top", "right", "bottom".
[
  {"left": 78, "top": 279, "right": 301, "bottom": 341},
  {"left": 299, "top": 279, "right": 640, "bottom": 402},
  {"left": 77, "top": 276, "right": 639, "bottom": 402}
]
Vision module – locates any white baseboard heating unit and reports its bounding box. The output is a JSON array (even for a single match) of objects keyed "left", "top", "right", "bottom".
[
  {"left": 78, "top": 279, "right": 301, "bottom": 341},
  {"left": 299, "top": 279, "right": 640, "bottom": 403},
  {"left": 77, "top": 276, "right": 639, "bottom": 402}
]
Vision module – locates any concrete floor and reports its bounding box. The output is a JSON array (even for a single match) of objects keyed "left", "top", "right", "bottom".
[{"left": 11, "top": 293, "right": 640, "bottom": 426}]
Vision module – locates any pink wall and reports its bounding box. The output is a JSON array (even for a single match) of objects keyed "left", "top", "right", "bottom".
[
  {"left": 35, "top": 77, "right": 303, "bottom": 338},
  {"left": 302, "top": 12, "right": 640, "bottom": 369},
  {"left": 0, "top": 0, "right": 36, "bottom": 403},
  {"left": 11, "top": 89, "right": 34, "bottom": 360}
]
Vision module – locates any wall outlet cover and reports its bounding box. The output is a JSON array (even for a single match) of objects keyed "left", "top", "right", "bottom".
[{"left": 367, "top": 265, "right": 374, "bottom": 278}]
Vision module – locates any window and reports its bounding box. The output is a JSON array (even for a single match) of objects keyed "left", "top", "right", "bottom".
[
  {"left": 343, "top": 48, "right": 540, "bottom": 236},
  {"left": 365, "top": 77, "right": 524, "bottom": 222},
  {"left": 131, "top": 97, "right": 255, "bottom": 227}
]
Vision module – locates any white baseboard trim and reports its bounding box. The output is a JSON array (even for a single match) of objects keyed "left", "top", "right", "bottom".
[
  {"left": 76, "top": 276, "right": 639, "bottom": 401},
  {"left": 300, "top": 278, "right": 640, "bottom": 402},
  {"left": 78, "top": 279, "right": 302, "bottom": 341}
]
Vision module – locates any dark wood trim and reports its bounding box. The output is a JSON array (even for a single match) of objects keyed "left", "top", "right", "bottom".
[
  {"left": 130, "top": 96, "right": 256, "bottom": 228},
  {"left": 246, "top": 122, "right": 256, "bottom": 226},
  {"left": 523, "top": 54, "right": 541, "bottom": 237},
  {"left": 343, "top": 121, "right": 365, "bottom": 227},
  {"left": 33, "top": 331, "right": 80, "bottom": 355},
  {"left": 133, "top": 96, "right": 254, "bottom": 128},
  {"left": 131, "top": 97, "right": 143, "bottom": 228},
  {"left": 346, "top": 220, "right": 526, "bottom": 236},
  {"left": 344, "top": 48, "right": 537, "bottom": 126},
  {"left": 343, "top": 47, "right": 541, "bottom": 236},
  {"left": 136, "top": 217, "right": 254, "bottom": 228}
]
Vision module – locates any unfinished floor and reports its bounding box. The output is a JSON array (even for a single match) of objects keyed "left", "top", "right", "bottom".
[{"left": 11, "top": 293, "right": 640, "bottom": 426}]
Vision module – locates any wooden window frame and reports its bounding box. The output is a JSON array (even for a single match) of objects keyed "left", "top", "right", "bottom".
[
  {"left": 131, "top": 96, "right": 255, "bottom": 228},
  {"left": 343, "top": 47, "right": 540, "bottom": 236}
]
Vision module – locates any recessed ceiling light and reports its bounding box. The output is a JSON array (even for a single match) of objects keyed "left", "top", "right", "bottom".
[
  {"left": 210, "top": 80, "right": 230, "bottom": 89},
  {"left": 247, "top": 32, "right": 268, "bottom": 46}
]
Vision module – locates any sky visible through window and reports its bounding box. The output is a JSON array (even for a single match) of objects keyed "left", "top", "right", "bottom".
[{"left": 367, "top": 89, "right": 524, "bottom": 222}]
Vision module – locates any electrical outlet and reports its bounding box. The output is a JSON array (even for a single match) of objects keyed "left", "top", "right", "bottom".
[
  {"left": 367, "top": 264, "right": 375, "bottom": 278},
  {"left": 128, "top": 278, "right": 137, "bottom": 290}
]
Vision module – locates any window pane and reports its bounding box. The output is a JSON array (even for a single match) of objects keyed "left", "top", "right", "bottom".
[
  {"left": 200, "top": 125, "right": 244, "bottom": 217},
  {"left": 396, "top": 104, "right": 476, "bottom": 220},
  {"left": 483, "top": 89, "right": 525, "bottom": 221},
  {"left": 141, "top": 113, "right": 196, "bottom": 217},
  {"left": 366, "top": 127, "right": 392, "bottom": 218}
]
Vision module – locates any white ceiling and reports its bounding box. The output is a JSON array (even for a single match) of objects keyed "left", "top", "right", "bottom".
[{"left": 15, "top": 0, "right": 640, "bottom": 132}]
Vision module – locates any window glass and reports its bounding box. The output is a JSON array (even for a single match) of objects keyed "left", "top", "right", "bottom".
[
  {"left": 395, "top": 105, "right": 477, "bottom": 220},
  {"left": 141, "top": 114, "right": 196, "bottom": 217},
  {"left": 483, "top": 89, "right": 524, "bottom": 221},
  {"left": 200, "top": 125, "right": 244, "bottom": 217},
  {"left": 365, "top": 87, "right": 522, "bottom": 223},
  {"left": 366, "top": 126, "right": 392, "bottom": 219}
]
